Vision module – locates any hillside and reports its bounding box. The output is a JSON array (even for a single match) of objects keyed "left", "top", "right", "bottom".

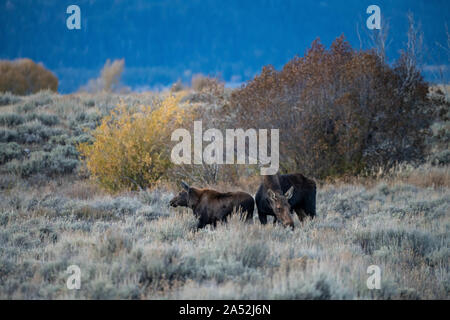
[{"left": 0, "top": 90, "right": 448, "bottom": 299}]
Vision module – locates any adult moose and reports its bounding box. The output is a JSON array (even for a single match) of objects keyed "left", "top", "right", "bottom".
[
  {"left": 169, "top": 182, "right": 255, "bottom": 229},
  {"left": 255, "top": 173, "right": 316, "bottom": 228}
]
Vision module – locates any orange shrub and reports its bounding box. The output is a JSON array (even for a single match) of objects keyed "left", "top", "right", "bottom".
[
  {"left": 229, "top": 35, "right": 430, "bottom": 178},
  {"left": 78, "top": 93, "right": 187, "bottom": 192},
  {"left": 191, "top": 74, "right": 224, "bottom": 96},
  {"left": 0, "top": 58, "right": 58, "bottom": 95}
]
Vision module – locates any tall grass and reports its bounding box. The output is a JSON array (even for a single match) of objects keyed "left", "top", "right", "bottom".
[
  {"left": 0, "top": 90, "right": 447, "bottom": 300},
  {"left": 0, "top": 175, "right": 447, "bottom": 299}
]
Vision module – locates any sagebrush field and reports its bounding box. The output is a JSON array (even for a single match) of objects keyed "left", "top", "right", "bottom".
[{"left": 0, "top": 89, "right": 448, "bottom": 299}]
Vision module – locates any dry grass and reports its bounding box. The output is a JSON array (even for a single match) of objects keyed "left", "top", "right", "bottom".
[
  {"left": 327, "top": 164, "right": 450, "bottom": 190},
  {"left": 0, "top": 169, "right": 448, "bottom": 300},
  {"left": 398, "top": 165, "right": 450, "bottom": 188},
  {"left": 0, "top": 90, "right": 447, "bottom": 300}
]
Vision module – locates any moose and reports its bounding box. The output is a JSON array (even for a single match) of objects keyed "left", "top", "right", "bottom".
[
  {"left": 255, "top": 173, "right": 316, "bottom": 228},
  {"left": 169, "top": 182, "right": 255, "bottom": 229}
]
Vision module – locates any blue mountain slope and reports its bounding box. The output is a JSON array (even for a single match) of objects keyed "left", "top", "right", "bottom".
[{"left": 0, "top": 0, "right": 448, "bottom": 93}]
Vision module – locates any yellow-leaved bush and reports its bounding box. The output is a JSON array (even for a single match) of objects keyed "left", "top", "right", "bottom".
[{"left": 78, "top": 92, "right": 187, "bottom": 192}]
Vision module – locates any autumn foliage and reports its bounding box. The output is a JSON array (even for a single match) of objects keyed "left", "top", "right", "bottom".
[
  {"left": 191, "top": 74, "right": 225, "bottom": 96},
  {"left": 0, "top": 58, "right": 58, "bottom": 95},
  {"left": 78, "top": 35, "right": 433, "bottom": 190},
  {"left": 230, "top": 35, "right": 430, "bottom": 178},
  {"left": 78, "top": 93, "right": 187, "bottom": 192},
  {"left": 79, "top": 59, "right": 127, "bottom": 93}
]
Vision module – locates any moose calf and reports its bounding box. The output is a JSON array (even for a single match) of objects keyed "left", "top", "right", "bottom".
[{"left": 170, "top": 182, "right": 254, "bottom": 229}]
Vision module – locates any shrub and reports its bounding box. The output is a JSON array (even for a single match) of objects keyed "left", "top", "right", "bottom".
[
  {"left": 0, "top": 113, "right": 25, "bottom": 126},
  {"left": 430, "top": 149, "right": 450, "bottom": 165},
  {"left": 148, "top": 213, "right": 197, "bottom": 242},
  {"left": 29, "top": 90, "right": 54, "bottom": 106},
  {"left": 138, "top": 247, "right": 194, "bottom": 288},
  {"left": 355, "top": 229, "right": 442, "bottom": 258},
  {"left": 79, "top": 59, "right": 126, "bottom": 93},
  {"left": 6, "top": 146, "right": 78, "bottom": 177},
  {"left": 78, "top": 93, "right": 187, "bottom": 192},
  {"left": 16, "top": 122, "right": 48, "bottom": 143},
  {"left": 68, "top": 133, "right": 93, "bottom": 145},
  {"left": 0, "top": 59, "right": 58, "bottom": 95},
  {"left": 15, "top": 121, "right": 65, "bottom": 144},
  {"left": 16, "top": 92, "right": 54, "bottom": 113},
  {"left": 16, "top": 102, "right": 37, "bottom": 113},
  {"left": 191, "top": 74, "right": 224, "bottom": 96},
  {"left": 49, "top": 134, "right": 70, "bottom": 145},
  {"left": 0, "top": 129, "right": 18, "bottom": 143},
  {"left": 0, "top": 142, "right": 22, "bottom": 164},
  {"left": 100, "top": 59, "right": 125, "bottom": 92},
  {"left": 230, "top": 35, "right": 430, "bottom": 178},
  {"left": 171, "top": 79, "right": 185, "bottom": 92},
  {"left": 6, "top": 153, "right": 45, "bottom": 177},
  {"left": 25, "top": 113, "right": 59, "bottom": 126},
  {"left": 236, "top": 241, "right": 270, "bottom": 268},
  {"left": 0, "top": 92, "right": 21, "bottom": 106},
  {"left": 86, "top": 196, "right": 143, "bottom": 218}
]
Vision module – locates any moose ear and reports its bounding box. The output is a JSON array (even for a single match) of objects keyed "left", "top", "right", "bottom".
[
  {"left": 267, "top": 189, "right": 276, "bottom": 200},
  {"left": 181, "top": 181, "right": 189, "bottom": 191},
  {"left": 285, "top": 186, "right": 294, "bottom": 200}
]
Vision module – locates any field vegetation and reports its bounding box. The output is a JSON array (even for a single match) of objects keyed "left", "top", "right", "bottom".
[{"left": 0, "top": 31, "right": 448, "bottom": 299}]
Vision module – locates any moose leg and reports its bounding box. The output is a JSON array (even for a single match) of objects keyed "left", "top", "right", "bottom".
[
  {"left": 272, "top": 216, "right": 278, "bottom": 225},
  {"left": 258, "top": 212, "right": 268, "bottom": 224},
  {"left": 197, "top": 220, "right": 206, "bottom": 229},
  {"left": 294, "top": 207, "right": 307, "bottom": 223},
  {"left": 196, "top": 213, "right": 209, "bottom": 229},
  {"left": 244, "top": 203, "right": 255, "bottom": 223},
  {"left": 304, "top": 191, "right": 316, "bottom": 218},
  {"left": 197, "top": 218, "right": 208, "bottom": 229}
]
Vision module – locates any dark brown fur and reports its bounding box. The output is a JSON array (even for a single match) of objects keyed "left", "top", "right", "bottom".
[
  {"left": 169, "top": 190, "right": 188, "bottom": 208},
  {"left": 255, "top": 175, "right": 295, "bottom": 228},
  {"left": 278, "top": 173, "right": 316, "bottom": 221},
  {"left": 170, "top": 183, "right": 255, "bottom": 229},
  {"left": 255, "top": 173, "right": 316, "bottom": 228}
]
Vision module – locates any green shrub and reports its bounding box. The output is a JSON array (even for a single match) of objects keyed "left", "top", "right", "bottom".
[
  {"left": 237, "top": 241, "right": 270, "bottom": 268},
  {"left": 29, "top": 90, "right": 54, "bottom": 106},
  {"left": 430, "top": 149, "right": 450, "bottom": 166},
  {"left": 0, "top": 129, "right": 18, "bottom": 142},
  {"left": 25, "top": 113, "right": 59, "bottom": 126},
  {"left": 84, "top": 99, "right": 95, "bottom": 107},
  {"left": 138, "top": 247, "right": 194, "bottom": 288},
  {"left": 6, "top": 147, "right": 78, "bottom": 177},
  {"left": 16, "top": 102, "right": 37, "bottom": 113},
  {"left": 271, "top": 274, "right": 346, "bottom": 300},
  {"left": 16, "top": 121, "right": 65, "bottom": 144},
  {"left": 68, "top": 133, "right": 92, "bottom": 145},
  {"left": 0, "top": 113, "right": 25, "bottom": 126},
  {"left": 15, "top": 92, "right": 54, "bottom": 113},
  {"left": 49, "top": 134, "right": 70, "bottom": 145},
  {"left": 0, "top": 142, "right": 22, "bottom": 164},
  {"left": 0, "top": 92, "right": 21, "bottom": 106},
  {"left": 355, "top": 229, "right": 442, "bottom": 258}
]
